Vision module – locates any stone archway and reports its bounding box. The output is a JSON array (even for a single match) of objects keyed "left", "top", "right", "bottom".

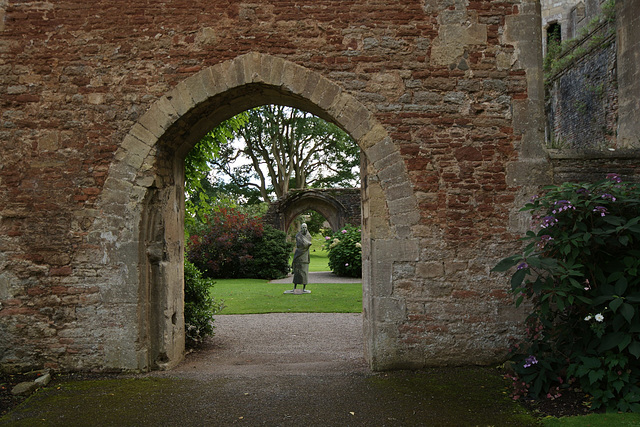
[
  {"left": 96, "top": 52, "right": 419, "bottom": 371},
  {"left": 264, "top": 188, "right": 361, "bottom": 233}
]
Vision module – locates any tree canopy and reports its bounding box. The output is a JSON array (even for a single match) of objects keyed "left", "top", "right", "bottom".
[{"left": 208, "top": 105, "right": 360, "bottom": 203}]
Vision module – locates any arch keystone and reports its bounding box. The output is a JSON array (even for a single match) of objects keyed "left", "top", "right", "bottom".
[
  {"left": 282, "top": 60, "right": 311, "bottom": 94},
  {"left": 238, "top": 51, "right": 269, "bottom": 84}
]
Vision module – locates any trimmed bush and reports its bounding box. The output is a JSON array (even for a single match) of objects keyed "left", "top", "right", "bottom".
[
  {"left": 494, "top": 174, "right": 640, "bottom": 412},
  {"left": 244, "top": 224, "right": 292, "bottom": 280},
  {"left": 323, "top": 224, "right": 362, "bottom": 278},
  {"left": 184, "top": 260, "right": 223, "bottom": 347},
  {"left": 187, "top": 207, "right": 292, "bottom": 280}
]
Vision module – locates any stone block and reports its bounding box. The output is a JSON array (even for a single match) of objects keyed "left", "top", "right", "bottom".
[
  {"left": 359, "top": 123, "right": 389, "bottom": 151},
  {"left": 387, "top": 195, "right": 416, "bottom": 216},
  {"left": 389, "top": 210, "right": 421, "bottom": 229},
  {"left": 11, "top": 381, "right": 37, "bottom": 396},
  {"left": 282, "top": 61, "right": 310, "bottom": 95},
  {"left": 366, "top": 137, "right": 396, "bottom": 165},
  {"left": 417, "top": 261, "right": 445, "bottom": 279},
  {"left": 137, "top": 102, "right": 175, "bottom": 140},
  {"left": 199, "top": 66, "right": 229, "bottom": 98}
]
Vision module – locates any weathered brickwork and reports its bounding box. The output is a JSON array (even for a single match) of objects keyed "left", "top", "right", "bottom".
[{"left": 0, "top": 0, "right": 546, "bottom": 372}]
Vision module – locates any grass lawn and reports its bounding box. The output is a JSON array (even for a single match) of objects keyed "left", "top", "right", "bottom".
[
  {"left": 306, "top": 233, "right": 331, "bottom": 272},
  {"left": 211, "top": 279, "right": 362, "bottom": 314},
  {"left": 210, "top": 233, "right": 361, "bottom": 314},
  {"left": 542, "top": 412, "right": 640, "bottom": 426}
]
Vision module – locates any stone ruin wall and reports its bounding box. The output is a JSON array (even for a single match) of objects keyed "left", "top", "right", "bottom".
[
  {"left": 264, "top": 188, "right": 362, "bottom": 233},
  {"left": 544, "top": 0, "right": 640, "bottom": 183},
  {"left": 545, "top": 21, "right": 617, "bottom": 150},
  {"left": 0, "top": 0, "right": 547, "bottom": 372}
]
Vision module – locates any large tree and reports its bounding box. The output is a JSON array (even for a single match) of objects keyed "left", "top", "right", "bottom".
[{"left": 209, "top": 105, "right": 360, "bottom": 203}]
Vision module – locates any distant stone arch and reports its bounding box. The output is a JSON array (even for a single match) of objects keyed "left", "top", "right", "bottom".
[{"left": 264, "top": 188, "right": 361, "bottom": 233}]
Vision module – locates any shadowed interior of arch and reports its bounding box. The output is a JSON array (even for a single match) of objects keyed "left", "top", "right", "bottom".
[{"left": 178, "top": 102, "right": 365, "bottom": 371}]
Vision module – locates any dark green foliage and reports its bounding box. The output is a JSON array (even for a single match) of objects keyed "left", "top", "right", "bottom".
[
  {"left": 323, "top": 224, "right": 362, "bottom": 278},
  {"left": 184, "top": 114, "right": 249, "bottom": 225},
  {"left": 244, "top": 225, "right": 293, "bottom": 280},
  {"left": 184, "top": 260, "right": 223, "bottom": 347},
  {"left": 494, "top": 174, "right": 640, "bottom": 412},
  {"left": 187, "top": 207, "right": 292, "bottom": 280}
]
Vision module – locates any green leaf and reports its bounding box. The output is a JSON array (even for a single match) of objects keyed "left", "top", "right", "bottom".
[
  {"left": 621, "top": 303, "right": 635, "bottom": 323},
  {"left": 593, "top": 295, "right": 613, "bottom": 305},
  {"left": 510, "top": 269, "right": 527, "bottom": 291},
  {"left": 603, "top": 216, "right": 625, "bottom": 227},
  {"left": 610, "top": 297, "right": 624, "bottom": 313},
  {"left": 576, "top": 295, "right": 592, "bottom": 304},
  {"left": 580, "top": 356, "right": 602, "bottom": 369},
  {"left": 628, "top": 341, "right": 640, "bottom": 358},
  {"left": 599, "top": 332, "right": 627, "bottom": 352},
  {"left": 615, "top": 277, "right": 628, "bottom": 295},
  {"left": 628, "top": 225, "right": 640, "bottom": 234},
  {"left": 589, "top": 369, "right": 605, "bottom": 385},
  {"left": 619, "top": 334, "right": 633, "bottom": 351},
  {"left": 515, "top": 295, "right": 524, "bottom": 307},
  {"left": 613, "top": 380, "right": 625, "bottom": 393},
  {"left": 492, "top": 256, "right": 521, "bottom": 272}
]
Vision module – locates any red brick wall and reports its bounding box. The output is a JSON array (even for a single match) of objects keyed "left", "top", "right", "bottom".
[{"left": 0, "top": 0, "right": 544, "bottom": 371}]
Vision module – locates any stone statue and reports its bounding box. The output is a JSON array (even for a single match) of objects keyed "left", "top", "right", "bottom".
[{"left": 292, "top": 223, "right": 312, "bottom": 291}]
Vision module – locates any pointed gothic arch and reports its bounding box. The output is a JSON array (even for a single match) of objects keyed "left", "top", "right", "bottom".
[{"left": 95, "top": 52, "right": 420, "bottom": 371}]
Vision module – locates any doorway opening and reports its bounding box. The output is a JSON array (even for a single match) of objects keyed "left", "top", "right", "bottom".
[{"left": 104, "top": 53, "right": 416, "bottom": 371}]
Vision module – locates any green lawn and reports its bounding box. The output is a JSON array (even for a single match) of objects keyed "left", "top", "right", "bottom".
[
  {"left": 305, "top": 233, "right": 331, "bottom": 272},
  {"left": 211, "top": 279, "right": 362, "bottom": 314},
  {"left": 541, "top": 413, "right": 640, "bottom": 426}
]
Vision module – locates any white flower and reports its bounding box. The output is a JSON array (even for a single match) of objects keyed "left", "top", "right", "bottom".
[
  {"left": 584, "top": 315, "right": 592, "bottom": 321},
  {"left": 595, "top": 313, "right": 604, "bottom": 322},
  {"left": 355, "top": 242, "right": 362, "bottom": 249}
]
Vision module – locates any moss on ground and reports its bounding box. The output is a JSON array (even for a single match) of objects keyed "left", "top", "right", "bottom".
[
  {"left": 366, "top": 367, "right": 540, "bottom": 426},
  {"left": 0, "top": 368, "right": 542, "bottom": 426}
]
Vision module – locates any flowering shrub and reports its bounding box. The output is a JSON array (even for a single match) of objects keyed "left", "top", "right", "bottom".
[
  {"left": 494, "top": 174, "right": 640, "bottom": 412},
  {"left": 323, "top": 224, "right": 362, "bottom": 278},
  {"left": 187, "top": 207, "right": 292, "bottom": 279},
  {"left": 184, "top": 260, "right": 224, "bottom": 347}
]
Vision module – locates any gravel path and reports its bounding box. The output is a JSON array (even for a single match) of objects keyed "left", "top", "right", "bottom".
[{"left": 171, "top": 313, "right": 368, "bottom": 377}]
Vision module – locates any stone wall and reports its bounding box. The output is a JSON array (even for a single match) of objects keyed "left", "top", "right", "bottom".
[
  {"left": 545, "top": 21, "right": 617, "bottom": 149},
  {"left": 616, "top": 0, "right": 640, "bottom": 148},
  {"left": 0, "top": 0, "right": 546, "bottom": 373},
  {"left": 264, "top": 188, "right": 362, "bottom": 233}
]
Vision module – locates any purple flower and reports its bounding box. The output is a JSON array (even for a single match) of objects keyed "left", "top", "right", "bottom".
[
  {"left": 523, "top": 355, "right": 538, "bottom": 368},
  {"left": 593, "top": 206, "right": 608, "bottom": 217},
  {"left": 341, "top": 229, "right": 347, "bottom": 234},
  {"left": 325, "top": 236, "right": 331, "bottom": 240},
  {"left": 576, "top": 188, "right": 590, "bottom": 196},
  {"left": 552, "top": 200, "right": 575, "bottom": 214},
  {"left": 530, "top": 194, "right": 539, "bottom": 203},
  {"left": 540, "top": 216, "right": 558, "bottom": 228},
  {"left": 345, "top": 263, "right": 349, "bottom": 267},
  {"left": 601, "top": 193, "right": 616, "bottom": 202},
  {"left": 606, "top": 173, "right": 622, "bottom": 183},
  {"left": 537, "top": 235, "right": 554, "bottom": 249},
  {"left": 517, "top": 262, "right": 528, "bottom": 270}
]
